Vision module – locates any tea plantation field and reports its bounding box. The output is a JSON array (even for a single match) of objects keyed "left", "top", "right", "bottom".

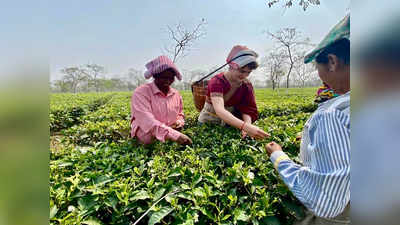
[{"left": 50, "top": 88, "right": 318, "bottom": 225}]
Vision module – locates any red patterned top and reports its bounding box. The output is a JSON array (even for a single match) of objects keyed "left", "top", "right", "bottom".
[{"left": 206, "top": 73, "right": 258, "bottom": 122}]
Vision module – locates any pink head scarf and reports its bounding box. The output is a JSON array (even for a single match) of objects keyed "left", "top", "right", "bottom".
[
  {"left": 144, "top": 55, "right": 182, "bottom": 80},
  {"left": 226, "top": 45, "right": 258, "bottom": 69}
]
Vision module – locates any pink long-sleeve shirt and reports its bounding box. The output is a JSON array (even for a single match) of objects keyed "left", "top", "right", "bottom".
[{"left": 130, "top": 81, "right": 185, "bottom": 144}]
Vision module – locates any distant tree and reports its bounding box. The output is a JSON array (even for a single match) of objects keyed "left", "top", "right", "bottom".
[
  {"left": 95, "top": 78, "right": 123, "bottom": 92},
  {"left": 83, "top": 63, "right": 105, "bottom": 92},
  {"left": 165, "top": 19, "right": 207, "bottom": 63},
  {"left": 50, "top": 79, "right": 68, "bottom": 93},
  {"left": 187, "top": 69, "right": 205, "bottom": 83},
  {"left": 266, "top": 28, "right": 311, "bottom": 88},
  {"left": 248, "top": 76, "right": 266, "bottom": 89},
  {"left": 49, "top": 81, "right": 53, "bottom": 92},
  {"left": 110, "top": 78, "right": 125, "bottom": 91},
  {"left": 100, "top": 79, "right": 115, "bottom": 91},
  {"left": 261, "top": 51, "right": 286, "bottom": 90},
  {"left": 266, "top": 0, "right": 320, "bottom": 11},
  {"left": 127, "top": 68, "right": 145, "bottom": 89},
  {"left": 180, "top": 69, "right": 207, "bottom": 90},
  {"left": 60, "top": 66, "right": 88, "bottom": 93},
  {"left": 293, "top": 52, "right": 317, "bottom": 87},
  {"left": 304, "top": 75, "right": 322, "bottom": 87}
]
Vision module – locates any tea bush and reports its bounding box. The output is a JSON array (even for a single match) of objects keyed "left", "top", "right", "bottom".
[{"left": 50, "top": 88, "right": 317, "bottom": 225}]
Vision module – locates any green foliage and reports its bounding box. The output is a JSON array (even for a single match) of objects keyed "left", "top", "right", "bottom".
[
  {"left": 50, "top": 93, "right": 114, "bottom": 133},
  {"left": 50, "top": 88, "right": 318, "bottom": 225}
]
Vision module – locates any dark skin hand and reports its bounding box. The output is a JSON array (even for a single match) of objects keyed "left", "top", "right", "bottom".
[{"left": 177, "top": 133, "right": 192, "bottom": 145}]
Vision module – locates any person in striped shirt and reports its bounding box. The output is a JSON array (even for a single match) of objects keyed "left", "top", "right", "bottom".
[
  {"left": 265, "top": 15, "right": 350, "bottom": 224},
  {"left": 130, "top": 55, "right": 192, "bottom": 145}
]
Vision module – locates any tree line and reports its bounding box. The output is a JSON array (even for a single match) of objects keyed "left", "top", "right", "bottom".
[
  {"left": 49, "top": 58, "right": 320, "bottom": 93},
  {"left": 51, "top": 18, "right": 322, "bottom": 93}
]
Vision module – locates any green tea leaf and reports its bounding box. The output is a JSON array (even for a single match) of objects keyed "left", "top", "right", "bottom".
[
  {"left": 234, "top": 209, "right": 250, "bottom": 222},
  {"left": 153, "top": 188, "right": 166, "bottom": 201},
  {"left": 94, "top": 175, "right": 114, "bottom": 186},
  {"left": 192, "top": 187, "right": 206, "bottom": 197},
  {"left": 78, "top": 195, "right": 97, "bottom": 211},
  {"left": 131, "top": 190, "right": 150, "bottom": 201},
  {"left": 148, "top": 206, "right": 174, "bottom": 225},
  {"left": 222, "top": 214, "right": 231, "bottom": 221},
  {"left": 176, "top": 192, "right": 192, "bottom": 201},
  {"left": 49, "top": 205, "right": 58, "bottom": 219},
  {"left": 199, "top": 207, "right": 215, "bottom": 221}
]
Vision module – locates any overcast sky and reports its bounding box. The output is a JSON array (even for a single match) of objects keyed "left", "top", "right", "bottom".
[{"left": 0, "top": 0, "right": 349, "bottom": 81}]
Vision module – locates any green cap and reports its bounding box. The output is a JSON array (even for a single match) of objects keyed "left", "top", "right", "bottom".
[{"left": 304, "top": 14, "right": 350, "bottom": 64}]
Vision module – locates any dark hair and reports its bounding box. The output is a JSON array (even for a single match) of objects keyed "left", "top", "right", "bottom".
[
  {"left": 316, "top": 38, "right": 350, "bottom": 65},
  {"left": 153, "top": 68, "right": 176, "bottom": 79},
  {"left": 242, "top": 61, "right": 258, "bottom": 70}
]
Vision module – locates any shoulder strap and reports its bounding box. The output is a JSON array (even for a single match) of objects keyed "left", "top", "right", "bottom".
[{"left": 193, "top": 53, "right": 254, "bottom": 85}]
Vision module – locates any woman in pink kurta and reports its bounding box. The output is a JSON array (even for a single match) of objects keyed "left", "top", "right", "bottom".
[{"left": 130, "top": 55, "right": 192, "bottom": 145}]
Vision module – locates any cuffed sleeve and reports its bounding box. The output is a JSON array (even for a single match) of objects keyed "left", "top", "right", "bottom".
[{"left": 269, "top": 151, "right": 290, "bottom": 170}]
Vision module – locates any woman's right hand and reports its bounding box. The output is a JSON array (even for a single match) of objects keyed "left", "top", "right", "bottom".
[
  {"left": 176, "top": 133, "right": 192, "bottom": 145},
  {"left": 243, "top": 123, "right": 270, "bottom": 140}
]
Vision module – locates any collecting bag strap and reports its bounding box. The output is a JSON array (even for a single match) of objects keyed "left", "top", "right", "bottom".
[{"left": 192, "top": 53, "right": 254, "bottom": 85}]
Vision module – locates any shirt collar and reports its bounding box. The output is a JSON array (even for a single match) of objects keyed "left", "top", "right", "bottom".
[{"left": 149, "top": 81, "right": 176, "bottom": 97}]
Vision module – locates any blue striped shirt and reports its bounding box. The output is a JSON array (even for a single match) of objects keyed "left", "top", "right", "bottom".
[{"left": 270, "top": 92, "right": 350, "bottom": 218}]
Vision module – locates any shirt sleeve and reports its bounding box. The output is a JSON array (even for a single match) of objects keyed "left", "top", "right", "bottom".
[
  {"left": 131, "top": 89, "right": 181, "bottom": 142},
  {"left": 208, "top": 76, "right": 225, "bottom": 95},
  {"left": 269, "top": 110, "right": 350, "bottom": 218},
  {"left": 236, "top": 83, "right": 258, "bottom": 122},
  {"left": 175, "top": 94, "right": 185, "bottom": 127}
]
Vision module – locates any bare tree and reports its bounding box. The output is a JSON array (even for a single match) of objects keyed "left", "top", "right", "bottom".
[
  {"left": 270, "top": 51, "right": 285, "bottom": 90},
  {"left": 83, "top": 63, "right": 105, "bottom": 92},
  {"left": 165, "top": 19, "right": 207, "bottom": 63},
  {"left": 294, "top": 63, "right": 316, "bottom": 87},
  {"left": 60, "top": 66, "right": 88, "bottom": 93},
  {"left": 293, "top": 51, "right": 317, "bottom": 87},
  {"left": 272, "top": 59, "right": 286, "bottom": 90},
  {"left": 266, "top": 0, "right": 320, "bottom": 11},
  {"left": 262, "top": 51, "right": 286, "bottom": 90},
  {"left": 266, "top": 28, "right": 311, "bottom": 88}
]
